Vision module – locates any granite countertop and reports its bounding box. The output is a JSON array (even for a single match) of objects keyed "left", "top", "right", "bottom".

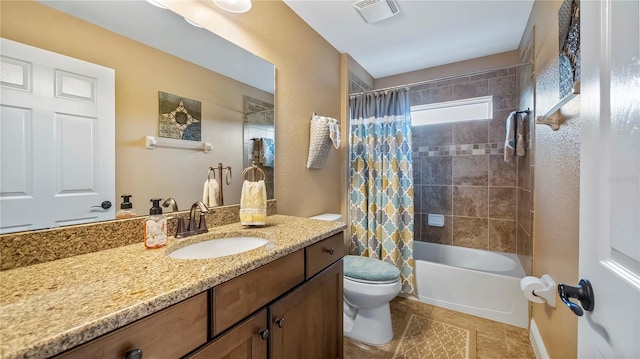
[{"left": 0, "top": 215, "right": 346, "bottom": 359}]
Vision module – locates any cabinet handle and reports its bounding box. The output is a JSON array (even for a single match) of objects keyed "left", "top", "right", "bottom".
[
  {"left": 125, "top": 349, "right": 143, "bottom": 359},
  {"left": 275, "top": 317, "right": 285, "bottom": 328},
  {"left": 259, "top": 329, "right": 270, "bottom": 340},
  {"left": 326, "top": 248, "right": 335, "bottom": 255}
]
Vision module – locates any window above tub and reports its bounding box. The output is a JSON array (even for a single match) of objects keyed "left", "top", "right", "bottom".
[{"left": 411, "top": 96, "right": 493, "bottom": 126}]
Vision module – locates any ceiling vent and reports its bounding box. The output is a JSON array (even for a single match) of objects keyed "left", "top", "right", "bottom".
[{"left": 353, "top": 0, "right": 400, "bottom": 24}]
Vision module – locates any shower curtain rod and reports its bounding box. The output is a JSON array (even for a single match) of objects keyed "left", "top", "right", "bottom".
[{"left": 350, "top": 61, "right": 533, "bottom": 97}]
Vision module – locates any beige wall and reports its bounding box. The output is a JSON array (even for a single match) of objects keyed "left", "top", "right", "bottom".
[
  {"left": 162, "top": 0, "right": 344, "bottom": 218},
  {"left": 375, "top": 50, "right": 520, "bottom": 89},
  {"left": 525, "top": 1, "right": 580, "bottom": 358},
  {"left": 1, "top": 0, "right": 274, "bottom": 212}
]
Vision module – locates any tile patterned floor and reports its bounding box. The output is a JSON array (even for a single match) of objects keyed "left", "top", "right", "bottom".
[{"left": 344, "top": 296, "right": 536, "bottom": 359}]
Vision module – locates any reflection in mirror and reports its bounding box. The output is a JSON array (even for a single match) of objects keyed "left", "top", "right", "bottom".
[
  {"left": 0, "top": 0, "right": 275, "bottom": 234},
  {"left": 243, "top": 96, "right": 275, "bottom": 200}
]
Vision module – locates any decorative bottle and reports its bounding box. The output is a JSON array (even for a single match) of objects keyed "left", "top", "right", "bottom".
[{"left": 144, "top": 198, "right": 167, "bottom": 249}]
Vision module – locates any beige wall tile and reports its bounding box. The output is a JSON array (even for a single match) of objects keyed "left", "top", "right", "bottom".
[
  {"left": 453, "top": 217, "right": 488, "bottom": 249},
  {"left": 489, "top": 187, "right": 517, "bottom": 220},
  {"left": 453, "top": 187, "right": 488, "bottom": 217},
  {"left": 489, "top": 219, "right": 517, "bottom": 253},
  {"left": 453, "top": 155, "right": 489, "bottom": 186}
]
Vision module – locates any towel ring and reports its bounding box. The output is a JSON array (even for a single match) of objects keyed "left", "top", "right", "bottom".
[
  {"left": 242, "top": 161, "right": 266, "bottom": 182},
  {"left": 208, "top": 168, "right": 215, "bottom": 180},
  {"left": 225, "top": 168, "right": 232, "bottom": 185}
]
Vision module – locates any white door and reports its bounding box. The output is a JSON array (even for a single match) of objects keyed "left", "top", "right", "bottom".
[
  {"left": 0, "top": 38, "right": 115, "bottom": 233},
  {"left": 579, "top": 0, "right": 640, "bottom": 357}
]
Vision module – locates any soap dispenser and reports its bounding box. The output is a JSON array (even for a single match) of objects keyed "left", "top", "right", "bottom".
[
  {"left": 144, "top": 198, "right": 167, "bottom": 249},
  {"left": 116, "top": 195, "right": 136, "bottom": 219}
]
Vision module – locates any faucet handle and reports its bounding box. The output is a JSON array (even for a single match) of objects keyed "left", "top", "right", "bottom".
[{"left": 176, "top": 217, "right": 186, "bottom": 237}]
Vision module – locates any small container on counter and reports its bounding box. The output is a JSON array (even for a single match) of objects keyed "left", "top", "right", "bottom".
[
  {"left": 116, "top": 194, "right": 136, "bottom": 219},
  {"left": 144, "top": 198, "right": 167, "bottom": 249}
]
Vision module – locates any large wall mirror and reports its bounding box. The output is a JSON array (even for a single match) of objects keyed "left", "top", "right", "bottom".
[{"left": 0, "top": 0, "right": 275, "bottom": 234}]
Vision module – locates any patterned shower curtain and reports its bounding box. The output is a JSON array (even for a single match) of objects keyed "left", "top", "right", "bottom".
[{"left": 349, "top": 88, "right": 415, "bottom": 294}]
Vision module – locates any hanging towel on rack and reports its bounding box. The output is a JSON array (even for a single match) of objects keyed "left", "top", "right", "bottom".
[
  {"left": 306, "top": 115, "right": 340, "bottom": 169},
  {"left": 261, "top": 138, "right": 275, "bottom": 167},
  {"left": 239, "top": 180, "right": 267, "bottom": 226},
  {"left": 202, "top": 178, "right": 219, "bottom": 207},
  {"left": 504, "top": 111, "right": 526, "bottom": 163},
  {"left": 327, "top": 118, "right": 341, "bottom": 149}
]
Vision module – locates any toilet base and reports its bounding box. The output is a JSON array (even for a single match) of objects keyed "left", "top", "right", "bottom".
[{"left": 344, "top": 302, "right": 394, "bottom": 345}]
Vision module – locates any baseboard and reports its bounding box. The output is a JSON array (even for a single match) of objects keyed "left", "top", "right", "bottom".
[{"left": 530, "top": 319, "right": 550, "bottom": 359}]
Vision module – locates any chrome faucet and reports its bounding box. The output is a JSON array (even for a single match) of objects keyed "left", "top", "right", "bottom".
[{"left": 175, "top": 201, "right": 209, "bottom": 238}]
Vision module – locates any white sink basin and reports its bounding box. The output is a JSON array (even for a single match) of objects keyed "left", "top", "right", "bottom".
[{"left": 168, "top": 236, "right": 269, "bottom": 260}]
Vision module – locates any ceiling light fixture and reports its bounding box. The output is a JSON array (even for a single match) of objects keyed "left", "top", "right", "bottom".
[
  {"left": 213, "top": 0, "right": 252, "bottom": 13},
  {"left": 146, "top": 0, "right": 167, "bottom": 10},
  {"left": 184, "top": 17, "right": 204, "bottom": 28}
]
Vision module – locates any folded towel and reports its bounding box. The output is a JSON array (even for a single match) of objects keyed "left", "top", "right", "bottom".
[
  {"left": 261, "top": 138, "right": 275, "bottom": 167},
  {"left": 504, "top": 111, "right": 526, "bottom": 163},
  {"left": 239, "top": 180, "right": 267, "bottom": 226},
  {"left": 202, "top": 178, "right": 219, "bottom": 207}
]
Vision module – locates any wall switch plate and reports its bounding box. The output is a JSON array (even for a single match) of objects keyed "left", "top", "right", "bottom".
[{"left": 428, "top": 214, "right": 445, "bottom": 227}]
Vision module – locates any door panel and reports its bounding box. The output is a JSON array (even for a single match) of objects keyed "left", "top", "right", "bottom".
[
  {"left": 270, "top": 260, "right": 343, "bottom": 359},
  {"left": 579, "top": 0, "right": 640, "bottom": 357},
  {"left": 0, "top": 38, "right": 115, "bottom": 233}
]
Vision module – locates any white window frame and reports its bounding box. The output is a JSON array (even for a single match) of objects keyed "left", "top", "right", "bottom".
[{"left": 411, "top": 96, "right": 493, "bottom": 126}]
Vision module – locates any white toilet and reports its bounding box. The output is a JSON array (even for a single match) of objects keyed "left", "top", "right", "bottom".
[{"left": 310, "top": 213, "right": 402, "bottom": 346}]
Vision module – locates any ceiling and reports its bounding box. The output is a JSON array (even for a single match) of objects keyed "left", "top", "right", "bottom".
[{"left": 283, "top": 0, "right": 535, "bottom": 79}]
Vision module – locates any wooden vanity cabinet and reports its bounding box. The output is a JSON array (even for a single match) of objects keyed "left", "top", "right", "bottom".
[
  {"left": 205, "top": 232, "right": 344, "bottom": 359},
  {"left": 55, "top": 292, "right": 208, "bottom": 359},
  {"left": 270, "top": 259, "right": 343, "bottom": 359},
  {"left": 54, "top": 231, "right": 343, "bottom": 359}
]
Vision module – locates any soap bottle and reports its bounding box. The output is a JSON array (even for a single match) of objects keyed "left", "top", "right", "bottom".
[
  {"left": 144, "top": 198, "right": 167, "bottom": 249},
  {"left": 116, "top": 195, "right": 136, "bottom": 219}
]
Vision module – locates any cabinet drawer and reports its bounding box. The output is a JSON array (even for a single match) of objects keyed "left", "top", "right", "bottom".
[
  {"left": 212, "top": 250, "right": 304, "bottom": 336},
  {"left": 305, "top": 232, "right": 344, "bottom": 279},
  {"left": 55, "top": 292, "right": 208, "bottom": 359}
]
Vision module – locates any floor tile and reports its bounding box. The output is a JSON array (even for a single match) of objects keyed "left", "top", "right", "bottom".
[{"left": 344, "top": 297, "right": 536, "bottom": 359}]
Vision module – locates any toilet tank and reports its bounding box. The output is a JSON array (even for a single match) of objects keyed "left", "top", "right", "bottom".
[{"left": 309, "top": 213, "right": 342, "bottom": 222}]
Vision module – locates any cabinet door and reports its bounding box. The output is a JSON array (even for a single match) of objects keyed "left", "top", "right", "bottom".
[
  {"left": 270, "top": 260, "right": 343, "bottom": 359},
  {"left": 188, "top": 309, "right": 268, "bottom": 359}
]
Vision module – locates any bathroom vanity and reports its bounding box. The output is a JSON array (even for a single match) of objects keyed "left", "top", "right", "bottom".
[{"left": 0, "top": 215, "right": 345, "bottom": 359}]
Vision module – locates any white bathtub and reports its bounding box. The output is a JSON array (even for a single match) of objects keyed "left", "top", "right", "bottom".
[{"left": 412, "top": 241, "right": 528, "bottom": 328}]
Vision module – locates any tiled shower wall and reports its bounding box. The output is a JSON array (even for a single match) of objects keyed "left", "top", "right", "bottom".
[
  {"left": 516, "top": 61, "right": 534, "bottom": 274},
  {"left": 412, "top": 68, "right": 524, "bottom": 253}
]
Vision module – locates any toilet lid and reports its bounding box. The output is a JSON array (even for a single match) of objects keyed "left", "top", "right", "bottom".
[{"left": 343, "top": 255, "right": 400, "bottom": 283}]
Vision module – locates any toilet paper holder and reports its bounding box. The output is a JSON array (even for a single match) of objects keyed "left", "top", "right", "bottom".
[{"left": 521, "top": 274, "right": 556, "bottom": 307}]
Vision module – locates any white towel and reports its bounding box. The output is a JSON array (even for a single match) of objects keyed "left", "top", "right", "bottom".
[
  {"left": 202, "top": 178, "right": 219, "bottom": 207},
  {"left": 327, "top": 118, "right": 341, "bottom": 149},
  {"left": 239, "top": 180, "right": 267, "bottom": 226},
  {"left": 504, "top": 111, "right": 526, "bottom": 163}
]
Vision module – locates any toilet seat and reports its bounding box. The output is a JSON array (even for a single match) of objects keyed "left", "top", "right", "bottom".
[
  {"left": 343, "top": 255, "right": 401, "bottom": 283},
  {"left": 344, "top": 276, "right": 399, "bottom": 285}
]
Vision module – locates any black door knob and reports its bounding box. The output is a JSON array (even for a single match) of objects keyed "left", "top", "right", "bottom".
[
  {"left": 92, "top": 201, "right": 112, "bottom": 210},
  {"left": 558, "top": 279, "right": 595, "bottom": 316},
  {"left": 259, "top": 328, "right": 270, "bottom": 340},
  {"left": 275, "top": 317, "right": 285, "bottom": 328},
  {"left": 125, "top": 349, "right": 142, "bottom": 359},
  {"left": 326, "top": 248, "right": 335, "bottom": 255}
]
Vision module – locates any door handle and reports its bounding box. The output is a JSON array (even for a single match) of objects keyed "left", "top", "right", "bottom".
[
  {"left": 557, "top": 279, "right": 594, "bottom": 316},
  {"left": 92, "top": 201, "right": 112, "bottom": 210}
]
